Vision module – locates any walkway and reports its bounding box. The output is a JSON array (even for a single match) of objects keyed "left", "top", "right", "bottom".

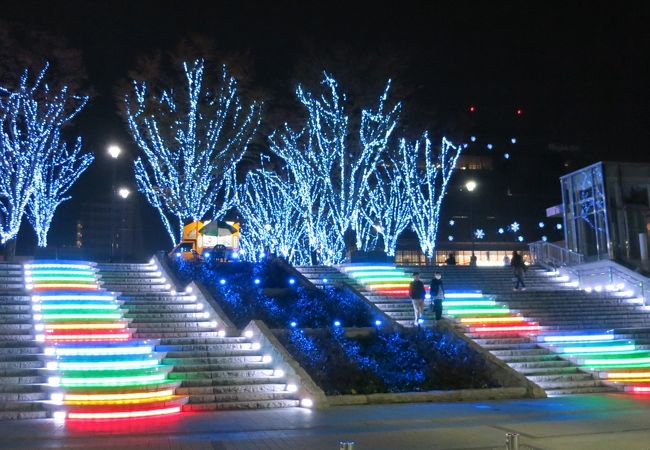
[{"left": 2, "top": 394, "right": 650, "bottom": 449}]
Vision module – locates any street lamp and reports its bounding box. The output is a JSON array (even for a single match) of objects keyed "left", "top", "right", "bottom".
[
  {"left": 118, "top": 187, "right": 131, "bottom": 199},
  {"left": 108, "top": 145, "right": 123, "bottom": 262},
  {"left": 465, "top": 180, "right": 477, "bottom": 265},
  {"left": 107, "top": 145, "right": 122, "bottom": 159}
]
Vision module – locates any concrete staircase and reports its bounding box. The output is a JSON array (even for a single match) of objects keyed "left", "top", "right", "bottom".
[
  {"left": 97, "top": 262, "right": 300, "bottom": 410},
  {"left": 0, "top": 263, "right": 47, "bottom": 419},
  {"left": 295, "top": 264, "right": 633, "bottom": 395}
]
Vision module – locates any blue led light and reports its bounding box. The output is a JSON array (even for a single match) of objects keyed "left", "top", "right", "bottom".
[
  {"left": 203, "top": 251, "right": 211, "bottom": 258},
  {"left": 0, "top": 64, "right": 92, "bottom": 246},
  {"left": 517, "top": 235, "right": 524, "bottom": 242},
  {"left": 542, "top": 236, "right": 548, "bottom": 242},
  {"left": 231, "top": 251, "right": 240, "bottom": 259},
  {"left": 374, "top": 320, "right": 382, "bottom": 326},
  {"left": 219, "top": 279, "right": 226, "bottom": 285},
  {"left": 538, "top": 221, "right": 545, "bottom": 228},
  {"left": 448, "top": 235, "right": 454, "bottom": 241},
  {"left": 556, "top": 223, "right": 563, "bottom": 230},
  {"left": 498, "top": 228, "right": 505, "bottom": 234},
  {"left": 323, "top": 278, "right": 328, "bottom": 283},
  {"left": 449, "top": 219, "right": 455, "bottom": 226},
  {"left": 254, "top": 278, "right": 261, "bottom": 285},
  {"left": 470, "top": 136, "right": 477, "bottom": 142},
  {"left": 290, "top": 321, "right": 297, "bottom": 328},
  {"left": 334, "top": 320, "right": 341, "bottom": 327},
  {"left": 125, "top": 59, "right": 261, "bottom": 245},
  {"left": 504, "top": 153, "right": 510, "bottom": 159},
  {"left": 288, "top": 278, "right": 296, "bottom": 285}
]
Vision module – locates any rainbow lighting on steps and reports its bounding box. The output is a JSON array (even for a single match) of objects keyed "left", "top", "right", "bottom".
[
  {"left": 537, "top": 332, "right": 650, "bottom": 393},
  {"left": 26, "top": 260, "right": 186, "bottom": 420},
  {"left": 341, "top": 265, "right": 540, "bottom": 334}
]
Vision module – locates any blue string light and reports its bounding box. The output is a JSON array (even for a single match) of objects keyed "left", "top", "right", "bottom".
[
  {"left": 124, "top": 59, "right": 261, "bottom": 244},
  {"left": 399, "top": 135, "right": 464, "bottom": 258},
  {"left": 0, "top": 64, "right": 90, "bottom": 245}
]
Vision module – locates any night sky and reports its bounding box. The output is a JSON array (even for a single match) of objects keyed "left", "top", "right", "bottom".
[{"left": 2, "top": 1, "right": 650, "bottom": 254}]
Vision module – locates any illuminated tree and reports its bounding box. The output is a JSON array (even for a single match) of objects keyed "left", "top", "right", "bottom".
[
  {"left": 27, "top": 131, "right": 93, "bottom": 247},
  {"left": 268, "top": 73, "right": 400, "bottom": 263},
  {"left": 125, "top": 59, "right": 261, "bottom": 244},
  {"left": 0, "top": 64, "right": 88, "bottom": 247},
  {"left": 237, "top": 167, "right": 309, "bottom": 265},
  {"left": 398, "top": 134, "right": 463, "bottom": 259},
  {"left": 365, "top": 162, "right": 412, "bottom": 256}
]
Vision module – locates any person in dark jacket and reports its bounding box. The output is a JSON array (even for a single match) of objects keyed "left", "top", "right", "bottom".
[
  {"left": 429, "top": 271, "right": 445, "bottom": 320},
  {"left": 446, "top": 253, "right": 457, "bottom": 265},
  {"left": 510, "top": 251, "right": 527, "bottom": 291},
  {"left": 409, "top": 272, "right": 426, "bottom": 326}
]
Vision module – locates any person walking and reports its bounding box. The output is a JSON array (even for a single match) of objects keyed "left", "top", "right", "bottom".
[
  {"left": 510, "top": 251, "right": 527, "bottom": 291},
  {"left": 429, "top": 271, "right": 445, "bottom": 321},
  {"left": 409, "top": 272, "right": 426, "bottom": 326}
]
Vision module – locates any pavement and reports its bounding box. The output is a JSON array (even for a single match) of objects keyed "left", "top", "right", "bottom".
[{"left": 2, "top": 394, "right": 650, "bottom": 449}]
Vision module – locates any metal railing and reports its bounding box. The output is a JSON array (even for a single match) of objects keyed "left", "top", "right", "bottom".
[
  {"left": 529, "top": 241, "right": 584, "bottom": 267},
  {"left": 561, "top": 261, "right": 650, "bottom": 306}
]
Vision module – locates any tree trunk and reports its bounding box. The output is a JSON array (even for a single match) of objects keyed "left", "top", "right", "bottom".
[{"left": 2, "top": 239, "right": 17, "bottom": 262}]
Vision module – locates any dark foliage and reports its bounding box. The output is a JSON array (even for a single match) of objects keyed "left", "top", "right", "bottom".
[
  {"left": 169, "top": 258, "right": 375, "bottom": 329},
  {"left": 277, "top": 327, "right": 498, "bottom": 395}
]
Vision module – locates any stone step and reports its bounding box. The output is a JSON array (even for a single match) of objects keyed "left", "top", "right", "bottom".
[
  {"left": 170, "top": 362, "right": 272, "bottom": 372},
  {"left": 528, "top": 372, "right": 596, "bottom": 383},
  {"left": 176, "top": 383, "right": 288, "bottom": 396},
  {"left": 183, "top": 398, "right": 299, "bottom": 411},
  {"left": 179, "top": 376, "right": 283, "bottom": 387},
  {"left": 170, "top": 368, "right": 277, "bottom": 380},
  {"left": 135, "top": 331, "right": 219, "bottom": 339},
  {"left": 515, "top": 366, "right": 581, "bottom": 376},
  {"left": 163, "top": 348, "right": 257, "bottom": 358},
  {"left": 507, "top": 360, "right": 573, "bottom": 370},
  {"left": 158, "top": 337, "right": 248, "bottom": 346},
  {"left": 186, "top": 391, "right": 296, "bottom": 404},
  {"left": 544, "top": 385, "right": 619, "bottom": 396},
  {"left": 0, "top": 391, "right": 47, "bottom": 401}
]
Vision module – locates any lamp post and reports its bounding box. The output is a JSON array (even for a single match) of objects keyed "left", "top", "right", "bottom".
[
  {"left": 108, "top": 145, "right": 122, "bottom": 262},
  {"left": 465, "top": 180, "right": 477, "bottom": 265}
]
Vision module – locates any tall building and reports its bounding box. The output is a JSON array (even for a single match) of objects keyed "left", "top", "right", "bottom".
[{"left": 75, "top": 196, "right": 142, "bottom": 261}]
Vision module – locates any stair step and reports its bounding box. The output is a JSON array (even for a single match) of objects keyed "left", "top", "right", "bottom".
[{"left": 183, "top": 399, "right": 299, "bottom": 411}]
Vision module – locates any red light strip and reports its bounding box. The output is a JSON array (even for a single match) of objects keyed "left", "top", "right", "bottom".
[{"left": 66, "top": 406, "right": 181, "bottom": 420}]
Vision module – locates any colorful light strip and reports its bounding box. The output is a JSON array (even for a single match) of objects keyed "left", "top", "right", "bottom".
[
  {"left": 34, "top": 295, "right": 114, "bottom": 301},
  {"left": 542, "top": 334, "right": 615, "bottom": 343},
  {"left": 43, "top": 323, "right": 128, "bottom": 330},
  {"left": 446, "top": 308, "right": 511, "bottom": 315},
  {"left": 444, "top": 300, "right": 497, "bottom": 307},
  {"left": 460, "top": 316, "right": 525, "bottom": 324},
  {"left": 57, "top": 373, "right": 168, "bottom": 387},
  {"left": 47, "top": 345, "right": 154, "bottom": 356},
  {"left": 45, "top": 333, "right": 131, "bottom": 342},
  {"left": 32, "top": 284, "right": 98, "bottom": 290},
  {"left": 26, "top": 263, "right": 94, "bottom": 270},
  {"left": 62, "top": 389, "right": 174, "bottom": 403},
  {"left": 560, "top": 344, "right": 635, "bottom": 354},
  {"left": 52, "top": 359, "right": 159, "bottom": 371},
  {"left": 470, "top": 324, "right": 540, "bottom": 333},
  {"left": 41, "top": 313, "right": 122, "bottom": 320},
  {"left": 342, "top": 265, "right": 398, "bottom": 272},
  {"left": 66, "top": 406, "right": 181, "bottom": 420},
  {"left": 38, "top": 304, "right": 120, "bottom": 310}
]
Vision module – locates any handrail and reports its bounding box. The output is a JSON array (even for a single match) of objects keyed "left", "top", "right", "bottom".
[
  {"left": 529, "top": 241, "right": 584, "bottom": 268},
  {"left": 558, "top": 260, "right": 650, "bottom": 306}
]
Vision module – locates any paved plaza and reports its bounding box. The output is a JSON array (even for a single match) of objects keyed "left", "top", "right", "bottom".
[{"left": 1, "top": 394, "right": 650, "bottom": 449}]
